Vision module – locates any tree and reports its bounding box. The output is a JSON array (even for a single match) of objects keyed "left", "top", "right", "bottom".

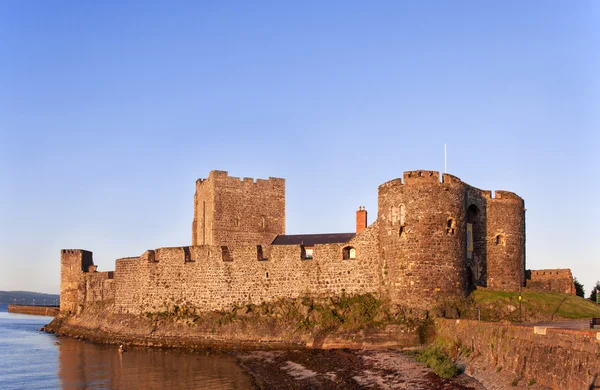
[
  {"left": 573, "top": 277, "right": 585, "bottom": 298},
  {"left": 589, "top": 281, "right": 600, "bottom": 303}
]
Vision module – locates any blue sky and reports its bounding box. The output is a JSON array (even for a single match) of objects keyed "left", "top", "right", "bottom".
[{"left": 1, "top": 1, "right": 598, "bottom": 295}]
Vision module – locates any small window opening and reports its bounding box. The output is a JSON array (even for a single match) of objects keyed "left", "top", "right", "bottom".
[
  {"left": 266, "top": 272, "right": 269, "bottom": 279},
  {"left": 446, "top": 218, "right": 456, "bottom": 235},
  {"left": 221, "top": 246, "right": 233, "bottom": 262},
  {"left": 301, "top": 245, "right": 313, "bottom": 260},
  {"left": 495, "top": 234, "right": 505, "bottom": 246},
  {"left": 184, "top": 247, "right": 194, "bottom": 262},
  {"left": 399, "top": 226, "right": 406, "bottom": 238},
  {"left": 342, "top": 246, "right": 356, "bottom": 260},
  {"left": 235, "top": 216, "right": 240, "bottom": 227},
  {"left": 260, "top": 216, "right": 266, "bottom": 230},
  {"left": 257, "top": 245, "right": 267, "bottom": 261}
]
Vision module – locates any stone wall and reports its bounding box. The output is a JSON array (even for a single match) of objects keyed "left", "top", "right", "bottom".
[
  {"left": 435, "top": 319, "right": 600, "bottom": 390},
  {"left": 192, "top": 170, "right": 285, "bottom": 247},
  {"left": 81, "top": 271, "right": 115, "bottom": 304},
  {"left": 113, "top": 224, "right": 381, "bottom": 314},
  {"left": 8, "top": 305, "right": 59, "bottom": 316},
  {"left": 525, "top": 269, "right": 575, "bottom": 295},
  {"left": 60, "top": 250, "right": 93, "bottom": 313},
  {"left": 63, "top": 169, "right": 529, "bottom": 315}
]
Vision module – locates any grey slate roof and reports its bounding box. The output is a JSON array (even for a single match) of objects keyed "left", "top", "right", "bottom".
[{"left": 271, "top": 233, "right": 355, "bottom": 246}]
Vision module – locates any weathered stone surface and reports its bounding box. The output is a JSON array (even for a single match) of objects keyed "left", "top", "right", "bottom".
[
  {"left": 436, "top": 319, "right": 600, "bottom": 390},
  {"left": 58, "top": 170, "right": 568, "bottom": 318},
  {"left": 8, "top": 305, "right": 59, "bottom": 316},
  {"left": 525, "top": 269, "right": 576, "bottom": 294}
]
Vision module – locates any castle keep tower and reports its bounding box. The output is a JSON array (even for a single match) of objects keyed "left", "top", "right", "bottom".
[
  {"left": 192, "top": 170, "right": 285, "bottom": 247},
  {"left": 60, "top": 249, "right": 93, "bottom": 313}
]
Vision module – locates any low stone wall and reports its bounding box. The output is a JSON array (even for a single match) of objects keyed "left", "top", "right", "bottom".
[
  {"left": 435, "top": 318, "right": 600, "bottom": 390},
  {"left": 8, "top": 305, "right": 59, "bottom": 317},
  {"left": 526, "top": 268, "right": 576, "bottom": 295}
]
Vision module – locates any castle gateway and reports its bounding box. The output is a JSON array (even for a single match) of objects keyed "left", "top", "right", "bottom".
[{"left": 61, "top": 169, "right": 561, "bottom": 316}]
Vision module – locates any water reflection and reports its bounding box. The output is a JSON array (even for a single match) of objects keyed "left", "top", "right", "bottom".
[{"left": 57, "top": 338, "right": 255, "bottom": 389}]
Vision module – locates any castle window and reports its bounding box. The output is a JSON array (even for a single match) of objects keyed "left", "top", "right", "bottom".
[
  {"left": 399, "top": 226, "right": 406, "bottom": 238},
  {"left": 184, "top": 247, "right": 195, "bottom": 262},
  {"left": 266, "top": 272, "right": 269, "bottom": 279},
  {"left": 301, "top": 245, "right": 313, "bottom": 260},
  {"left": 446, "top": 218, "right": 456, "bottom": 235},
  {"left": 221, "top": 246, "right": 233, "bottom": 262},
  {"left": 260, "top": 216, "right": 266, "bottom": 230},
  {"left": 257, "top": 245, "right": 267, "bottom": 261},
  {"left": 235, "top": 216, "right": 240, "bottom": 227},
  {"left": 342, "top": 246, "right": 356, "bottom": 260},
  {"left": 495, "top": 234, "right": 505, "bottom": 245}
]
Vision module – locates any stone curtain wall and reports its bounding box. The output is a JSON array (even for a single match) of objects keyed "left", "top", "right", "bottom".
[
  {"left": 192, "top": 170, "right": 285, "bottom": 247},
  {"left": 526, "top": 269, "right": 575, "bottom": 295},
  {"left": 82, "top": 271, "right": 115, "bottom": 304},
  {"left": 114, "top": 228, "right": 381, "bottom": 314},
  {"left": 435, "top": 319, "right": 600, "bottom": 390}
]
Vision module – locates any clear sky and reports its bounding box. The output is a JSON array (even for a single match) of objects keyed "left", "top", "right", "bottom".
[{"left": 1, "top": 1, "right": 598, "bottom": 295}]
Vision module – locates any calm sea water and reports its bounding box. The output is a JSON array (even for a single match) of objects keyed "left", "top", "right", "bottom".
[{"left": 0, "top": 304, "right": 254, "bottom": 389}]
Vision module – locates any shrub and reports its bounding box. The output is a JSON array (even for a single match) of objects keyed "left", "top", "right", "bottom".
[{"left": 415, "top": 344, "right": 461, "bottom": 378}]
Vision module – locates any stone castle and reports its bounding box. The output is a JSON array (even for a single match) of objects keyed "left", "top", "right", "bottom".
[{"left": 60, "top": 170, "right": 575, "bottom": 315}]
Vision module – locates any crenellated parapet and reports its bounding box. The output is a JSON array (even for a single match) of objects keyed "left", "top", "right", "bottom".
[
  {"left": 62, "top": 169, "right": 528, "bottom": 316},
  {"left": 192, "top": 170, "right": 285, "bottom": 247}
]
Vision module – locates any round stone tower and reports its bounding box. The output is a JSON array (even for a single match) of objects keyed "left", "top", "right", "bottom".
[
  {"left": 377, "top": 170, "right": 468, "bottom": 308},
  {"left": 486, "top": 191, "right": 526, "bottom": 290}
]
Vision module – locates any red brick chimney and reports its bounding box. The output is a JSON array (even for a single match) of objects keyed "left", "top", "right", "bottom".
[{"left": 356, "top": 206, "right": 367, "bottom": 234}]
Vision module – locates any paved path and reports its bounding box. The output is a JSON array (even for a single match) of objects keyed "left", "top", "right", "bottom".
[{"left": 526, "top": 319, "right": 591, "bottom": 330}]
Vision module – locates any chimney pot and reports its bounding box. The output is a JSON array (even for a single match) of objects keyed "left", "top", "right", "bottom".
[{"left": 356, "top": 206, "right": 367, "bottom": 234}]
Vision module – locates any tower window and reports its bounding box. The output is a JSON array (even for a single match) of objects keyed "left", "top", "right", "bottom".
[
  {"left": 342, "top": 246, "right": 356, "bottom": 260},
  {"left": 235, "top": 216, "right": 240, "bottom": 227},
  {"left": 446, "top": 218, "right": 456, "bottom": 235},
  {"left": 495, "top": 234, "right": 505, "bottom": 245}
]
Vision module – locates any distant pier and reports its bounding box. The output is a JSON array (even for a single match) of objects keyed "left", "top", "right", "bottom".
[{"left": 8, "top": 305, "right": 59, "bottom": 317}]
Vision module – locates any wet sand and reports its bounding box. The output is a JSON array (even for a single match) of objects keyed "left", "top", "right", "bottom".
[{"left": 237, "top": 349, "right": 485, "bottom": 389}]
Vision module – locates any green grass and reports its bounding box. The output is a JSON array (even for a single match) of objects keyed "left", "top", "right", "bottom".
[
  {"left": 471, "top": 290, "right": 600, "bottom": 320},
  {"left": 414, "top": 343, "right": 462, "bottom": 378}
]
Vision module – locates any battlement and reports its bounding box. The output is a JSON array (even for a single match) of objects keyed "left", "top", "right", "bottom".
[
  {"left": 492, "top": 190, "right": 524, "bottom": 203},
  {"left": 403, "top": 170, "right": 440, "bottom": 184},
  {"left": 196, "top": 170, "right": 285, "bottom": 190},
  {"left": 61, "top": 249, "right": 93, "bottom": 255},
  {"left": 527, "top": 269, "right": 573, "bottom": 278}
]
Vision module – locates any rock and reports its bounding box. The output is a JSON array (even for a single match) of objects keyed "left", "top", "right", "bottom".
[
  {"left": 309, "top": 310, "right": 322, "bottom": 323},
  {"left": 298, "top": 304, "right": 311, "bottom": 317},
  {"left": 506, "top": 305, "right": 516, "bottom": 313}
]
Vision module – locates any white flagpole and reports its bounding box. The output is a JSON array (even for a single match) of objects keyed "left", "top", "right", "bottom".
[{"left": 444, "top": 144, "right": 447, "bottom": 173}]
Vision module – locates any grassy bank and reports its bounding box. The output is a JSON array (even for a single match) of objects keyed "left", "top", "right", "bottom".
[{"left": 435, "top": 290, "right": 600, "bottom": 322}]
